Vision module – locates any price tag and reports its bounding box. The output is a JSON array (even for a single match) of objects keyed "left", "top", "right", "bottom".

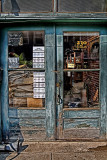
[{"left": 67, "top": 63, "right": 75, "bottom": 69}]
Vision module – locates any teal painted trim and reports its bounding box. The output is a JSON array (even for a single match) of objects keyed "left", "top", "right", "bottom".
[
  {"left": 0, "top": 30, "right": 2, "bottom": 142},
  {"left": 56, "top": 35, "right": 64, "bottom": 138},
  {"left": 45, "top": 30, "right": 56, "bottom": 139},
  {"left": 9, "top": 108, "right": 46, "bottom": 119},
  {"left": 0, "top": 84, "right": 2, "bottom": 142},
  {"left": 64, "top": 118, "right": 100, "bottom": 129},
  {"left": 7, "top": 26, "right": 46, "bottom": 31},
  {"left": 45, "top": 48, "right": 56, "bottom": 138},
  {"left": 7, "top": 25, "right": 55, "bottom": 35},
  {"left": 100, "top": 35, "right": 107, "bottom": 139},
  {"left": 1, "top": 13, "right": 107, "bottom": 21},
  {"left": 56, "top": 25, "right": 107, "bottom": 35},
  {"left": 63, "top": 109, "right": 100, "bottom": 119},
  {"left": 1, "top": 28, "right": 9, "bottom": 141}
]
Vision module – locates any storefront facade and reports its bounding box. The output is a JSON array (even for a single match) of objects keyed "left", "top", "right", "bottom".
[{"left": 0, "top": 0, "right": 107, "bottom": 142}]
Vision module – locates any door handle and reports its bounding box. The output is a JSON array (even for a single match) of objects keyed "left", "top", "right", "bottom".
[
  {"left": 57, "top": 94, "right": 63, "bottom": 105},
  {"left": 56, "top": 82, "right": 63, "bottom": 105}
]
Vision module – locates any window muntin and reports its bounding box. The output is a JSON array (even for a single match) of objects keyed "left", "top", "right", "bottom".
[
  {"left": 8, "top": 31, "right": 45, "bottom": 108},
  {"left": 63, "top": 32, "right": 100, "bottom": 108}
]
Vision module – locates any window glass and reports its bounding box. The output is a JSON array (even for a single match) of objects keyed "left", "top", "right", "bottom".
[
  {"left": 8, "top": 31, "right": 45, "bottom": 69},
  {"left": 3, "top": 0, "right": 53, "bottom": 12},
  {"left": 63, "top": 32, "right": 100, "bottom": 108},
  {"left": 8, "top": 31, "right": 45, "bottom": 108},
  {"left": 64, "top": 71, "right": 99, "bottom": 108},
  {"left": 58, "top": 0, "right": 106, "bottom": 12},
  {"left": 64, "top": 32, "right": 99, "bottom": 70}
]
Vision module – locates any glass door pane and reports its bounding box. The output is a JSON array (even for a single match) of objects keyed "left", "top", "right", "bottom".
[{"left": 63, "top": 32, "right": 100, "bottom": 108}]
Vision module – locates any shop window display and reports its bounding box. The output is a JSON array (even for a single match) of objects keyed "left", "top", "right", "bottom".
[
  {"left": 8, "top": 31, "right": 45, "bottom": 108},
  {"left": 63, "top": 32, "right": 99, "bottom": 108}
]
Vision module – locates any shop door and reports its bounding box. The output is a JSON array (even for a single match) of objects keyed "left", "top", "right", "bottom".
[{"left": 56, "top": 28, "right": 101, "bottom": 140}]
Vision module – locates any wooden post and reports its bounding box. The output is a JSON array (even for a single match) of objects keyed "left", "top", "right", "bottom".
[
  {"left": 45, "top": 27, "right": 56, "bottom": 140},
  {"left": 0, "top": 28, "right": 9, "bottom": 141},
  {"left": 100, "top": 35, "right": 107, "bottom": 139}
]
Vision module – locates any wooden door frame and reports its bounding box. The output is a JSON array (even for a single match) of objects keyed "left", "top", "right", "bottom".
[{"left": 55, "top": 24, "right": 107, "bottom": 140}]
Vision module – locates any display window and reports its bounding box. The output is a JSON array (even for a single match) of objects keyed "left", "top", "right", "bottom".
[{"left": 8, "top": 31, "right": 45, "bottom": 108}]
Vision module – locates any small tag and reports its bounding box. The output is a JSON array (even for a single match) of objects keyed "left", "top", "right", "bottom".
[{"left": 67, "top": 63, "right": 75, "bottom": 68}]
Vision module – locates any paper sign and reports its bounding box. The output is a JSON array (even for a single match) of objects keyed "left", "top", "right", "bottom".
[{"left": 8, "top": 57, "right": 19, "bottom": 68}]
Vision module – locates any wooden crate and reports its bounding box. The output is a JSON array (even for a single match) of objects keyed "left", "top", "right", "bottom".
[{"left": 27, "top": 98, "right": 43, "bottom": 107}]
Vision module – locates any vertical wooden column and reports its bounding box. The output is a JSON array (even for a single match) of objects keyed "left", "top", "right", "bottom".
[
  {"left": 45, "top": 30, "right": 56, "bottom": 139},
  {"left": 100, "top": 35, "right": 107, "bottom": 139},
  {"left": 56, "top": 34, "right": 64, "bottom": 139},
  {"left": 0, "top": 28, "right": 9, "bottom": 141},
  {"left": 0, "top": 34, "right": 1, "bottom": 141}
]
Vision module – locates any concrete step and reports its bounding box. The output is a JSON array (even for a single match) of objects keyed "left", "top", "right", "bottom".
[
  {"left": 18, "top": 141, "right": 107, "bottom": 153},
  {"left": 0, "top": 151, "right": 107, "bottom": 160},
  {"left": 0, "top": 142, "right": 107, "bottom": 160}
]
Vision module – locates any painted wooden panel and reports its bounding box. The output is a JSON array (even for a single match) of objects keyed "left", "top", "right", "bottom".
[
  {"left": 9, "top": 108, "right": 46, "bottom": 119},
  {"left": 9, "top": 129, "right": 46, "bottom": 141},
  {"left": 9, "top": 118, "right": 46, "bottom": 130},
  {"left": 45, "top": 33, "right": 56, "bottom": 139},
  {"left": 63, "top": 128, "right": 100, "bottom": 139},
  {"left": 45, "top": 34, "right": 55, "bottom": 46},
  {"left": 56, "top": 35, "right": 63, "bottom": 47},
  {"left": 100, "top": 35, "right": 107, "bottom": 138},
  {"left": 56, "top": 25, "right": 107, "bottom": 36},
  {"left": 63, "top": 109, "right": 100, "bottom": 119},
  {"left": 64, "top": 118, "right": 100, "bottom": 129}
]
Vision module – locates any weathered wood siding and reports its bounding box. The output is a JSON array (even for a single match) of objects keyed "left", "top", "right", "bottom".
[
  {"left": 63, "top": 109, "right": 100, "bottom": 129},
  {"left": 56, "top": 34, "right": 64, "bottom": 139},
  {"left": 9, "top": 108, "right": 46, "bottom": 141},
  {"left": 100, "top": 35, "right": 107, "bottom": 139},
  {"left": 62, "top": 109, "right": 100, "bottom": 139},
  {"left": 45, "top": 32, "right": 56, "bottom": 139}
]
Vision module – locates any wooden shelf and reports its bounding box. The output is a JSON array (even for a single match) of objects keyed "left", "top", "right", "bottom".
[
  {"left": 63, "top": 107, "right": 100, "bottom": 111},
  {"left": 63, "top": 69, "right": 100, "bottom": 72}
]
